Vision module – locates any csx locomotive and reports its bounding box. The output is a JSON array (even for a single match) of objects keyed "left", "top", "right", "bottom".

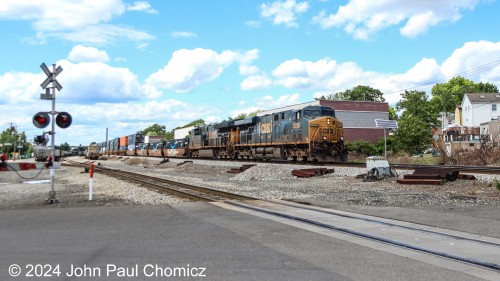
[{"left": 98, "top": 105, "right": 347, "bottom": 163}]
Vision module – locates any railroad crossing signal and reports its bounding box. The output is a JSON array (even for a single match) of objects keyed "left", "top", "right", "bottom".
[
  {"left": 56, "top": 112, "right": 72, "bottom": 129},
  {"left": 37, "top": 62, "right": 68, "bottom": 204},
  {"left": 40, "top": 63, "right": 63, "bottom": 91},
  {"left": 33, "top": 112, "right": 51, "bottom": 128}
]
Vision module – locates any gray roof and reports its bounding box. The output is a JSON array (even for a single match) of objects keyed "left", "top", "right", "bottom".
[{"left": 465, "top": 93, "right": 500, "bottom": 103}]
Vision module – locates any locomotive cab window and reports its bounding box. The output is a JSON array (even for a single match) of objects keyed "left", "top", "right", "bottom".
[
  {"left": 304, "top": 109, "right": 320, "bottom": 119},
  {"left": 321, "top": 108, "right": 335, "bottom": 117},
  {"left": 274, "top": 114, "right": 279, "bottom": 121}
]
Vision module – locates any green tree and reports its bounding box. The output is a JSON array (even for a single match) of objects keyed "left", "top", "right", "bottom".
[
  {"left": 396, "top": 90, "right": 440, "bottom": 128},
  {"left": 175, "top": 119, "right": 205, "bottom": 129},
  {"left": 322, "top": 85, "right": 386, "bottom": 102},
  {"left": 388, "top": 106, "right": 397, "bottom": 120},
  {"left": 431, "top": 76, "right": 498, "bottom": 114},
  {"left": 137, "top": 123, "right": 167, "bottom": 136},
  {"left": 227, "top": 110, "right": 262, "bottom": 121},
  {"left": 474, "top": 81, "right": 499, "bottom": 93},
  {"left": 59, "top": 142, "right": 71, "bottom": 151},
  {"left": 394, "top": 90, "right": 438, "bottom": 154},
  {"left": 393, "top": 114, "right": 432, "bottom": 154},
  {"left": 0, "top": 127, "right": 29, "bottom": 156}
]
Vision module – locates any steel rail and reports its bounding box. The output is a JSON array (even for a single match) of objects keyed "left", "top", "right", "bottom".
[
  {"left": 275, "top": 200, "right": 500, "bottom": 248},
  {"left": 226, "top": 201, "right": 500, "bottom": 272},
  {"left": 63, "top": 159, "right": 255, "bottom": 202}
]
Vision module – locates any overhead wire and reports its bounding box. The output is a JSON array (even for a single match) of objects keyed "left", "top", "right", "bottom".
[{"left": 386, "top": 58, "right": 500, "bottom": 95}]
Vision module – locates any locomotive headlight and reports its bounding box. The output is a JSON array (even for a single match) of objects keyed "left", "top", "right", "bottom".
[{"left": 327, "top": 118, "right": 330, "bottom": 125}]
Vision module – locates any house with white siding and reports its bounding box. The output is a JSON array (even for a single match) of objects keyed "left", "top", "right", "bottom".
[{"left": 461, "top": 93, "right": 500, "bottom": 127}]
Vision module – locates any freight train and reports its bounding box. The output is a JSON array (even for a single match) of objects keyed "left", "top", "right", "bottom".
[
  {"left": 93, "top": 105, "right": 347, "bottom": 163},
  {"left": 33, "top": 145, "right": 62, "bottom": 162}
]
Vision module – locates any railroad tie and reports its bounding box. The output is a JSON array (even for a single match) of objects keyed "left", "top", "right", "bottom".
[
  {"left": 291, "top": 168, "right": 335, "bottom": 178},
  {"left": 398, "top": 167, "right": 476, "bottom": 185},
  {"left": 227, "top": 164, "right": 256, "bottom": 174}
]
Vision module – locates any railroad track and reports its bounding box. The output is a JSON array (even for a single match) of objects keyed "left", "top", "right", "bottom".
[
  {"left": 62, "top": 158, "right": 499, "bottom": 278},
  {"left": 100, "top": 154, "right": 500, "bottom": 174},
  {"left": 63, "top": 159, "right": 254, "bottom": 202},
  {"left": 222, "top": 200, "right": 500, "bottom": 279}
]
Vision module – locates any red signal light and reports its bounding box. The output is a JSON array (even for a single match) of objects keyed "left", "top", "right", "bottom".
[
  {"left": 33, "top": 112, "right": 51, "bottom": 129},
  {"left": 56, "top": 112, "right": 72, "bottom": 129}
]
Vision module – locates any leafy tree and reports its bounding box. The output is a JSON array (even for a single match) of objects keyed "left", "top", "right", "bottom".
[
  {"left": 431, "top": 76, "right": 498, "bottom": 114},
  {"left": 346, "top": 140, "right": 377, "bottom": 156},
  {"left": 394, "top": 90, "right": 438, "bottom": 154},
  {"left": 0, "top": 127, "right": 29, "bottom": 155},
  {"left": 321, "top": 85, "right": 386, "bottom": 102},
  {"left": 164, "top": 131, "right": 174, "bottom": 140},
  {"left": 137, "top": 123, "right": 167, "bottom": 136},
  {"left": 59, "top": 142, "right": 71, "bottom": 151},
  {"left": 475, "top": 81, "right": 499, "bottom": 93},
  {"left": 175, "top": 119, "right": 205, "bottom": 129},
  {"left": 396, "top": 90, "right": 440, "bottom": 128},
  {"left": 227, "top": 110, "right": 262, "bottom": 121},
  {"left": 388, "top": 106, "right": 397, "bottom": 120},
  {"left": 393, "top": 114, "right": 433, "bottom": 154}
]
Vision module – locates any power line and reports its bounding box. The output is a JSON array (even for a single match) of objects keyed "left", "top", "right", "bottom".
[{"left": 387, "top": 58, "right": 500, "bottom": 95}]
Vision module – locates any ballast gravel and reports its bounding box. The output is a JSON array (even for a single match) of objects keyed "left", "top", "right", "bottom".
[{"left": 1, "top": 156, "right": 499, "bottom": 210}]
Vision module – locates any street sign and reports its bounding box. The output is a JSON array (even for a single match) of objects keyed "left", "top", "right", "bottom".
[
  {"left": 375, "top": 119, "right": 398, "bottom": 159},
  {"left": 375, "top": 119, "right": 398, "bottom": 129},
  {"left": 40, "top": 88, "right": 53, "bottom": 100},
  {"left": 40, "top": 63, "right": 63, "bottom": 91}
]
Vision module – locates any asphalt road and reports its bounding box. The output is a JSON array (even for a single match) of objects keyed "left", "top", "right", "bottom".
[{"left": 0, "top": 203, "right": 491, "bottom": 281}]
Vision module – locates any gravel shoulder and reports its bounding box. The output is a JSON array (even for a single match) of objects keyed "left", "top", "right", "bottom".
[{"left": 1, "top": 156, "right": 499, "bottom": 236}]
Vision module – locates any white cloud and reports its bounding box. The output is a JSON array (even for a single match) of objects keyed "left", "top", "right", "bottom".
[
  {"left": 0, "top": 72, "right": 43, "bottom": 105},
  {"left": 126, "top": 1, "right": 158, "bottom": 14},
  {"left": 255, "top": 93, "right": 302, "bottom": 108},
  {"left": 239, "top": 65, "right": 260, "bottom": 76},
  {"left": 245, "top": 20, "right": 262, "bottom": 28},
  {"left": 260, "top": 0, "right": 310, "bottom": 28},
  {"left": 170, "top": 31, "right": 197, "bottom": 39},
  {"left": 68, "top": 45, "right": 110, "bottom": 63},
  {"left": 146, "top": 48, "right": 259, "bottom": 93},
  {"left": 59, "top": 24, "right": 155, "bottom": 45},
  {"left": 0, "top": 0, "right": 125, "bottom": 31},
  {"left": 228, "top": 94, "right": 301, "bottom": 118},
  {"left": 269, "top": 41, "right": 500, "bottom": 105},
  {"left": 135, "top": 42, "right": 149, "bottom": 50},
  {"left": 0, "top": 0, "right": 154, "bottom": 45},
  {"left": 441, "top": 41, "right": 500, "bottom": 80},
  {"left": 312, "top": 0, "right": 480, "bottom": 39},
  {"left": 240, "top": 75, "right": 273, "bottom": 90},
  {"left": 55, "top": 59, "right": 145, "bottom": 103}
]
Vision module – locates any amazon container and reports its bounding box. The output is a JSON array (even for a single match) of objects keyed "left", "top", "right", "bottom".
[
  {"left": 136, "top": 143, "right": 149, "bottom": 156},
  {"left": 148, "top": 141, "right": 163, "bottom": 157}
]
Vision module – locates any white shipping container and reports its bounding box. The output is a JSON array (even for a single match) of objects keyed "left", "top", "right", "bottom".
[
  {"left": 174, "top": 126, "right": 195, "bottom": 139},
  {"left": 144, "top": 135, "right": 164, "bottom": 144}
]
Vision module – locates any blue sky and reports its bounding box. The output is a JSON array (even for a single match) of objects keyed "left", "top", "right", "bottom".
[{"left": 1, "top": 0, "right": 500, "bottom": 146}]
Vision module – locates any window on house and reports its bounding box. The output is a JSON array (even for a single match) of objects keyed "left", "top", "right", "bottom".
[{"left": 493, "top": 104, "right": 497, "bottom": 112}]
